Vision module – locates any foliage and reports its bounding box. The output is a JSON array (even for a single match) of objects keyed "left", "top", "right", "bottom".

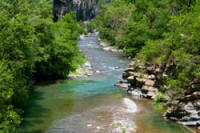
[
  {"left": 91, "top": 0, "right": 173, "bottom": 57},
  {"left": 0, "top": 62, "right": 21, "bottom": 133},
  {"left": 89, "top": 0, "right": 134, "bottom": 45},
  {"left": 34, "top": 13, "right": 84, "bottom": 79},
  {"left": 117, "top": 19, "right": 149, "bottom": 57},
  {"left": 91, "top": 0, "right": 199, "bottom": 101},
  {"left": 0, "top": 0, "right": 83, "bottom": 132},
  {"left": 140, "top": 2, "right": 200, "bottom": 98},
  {"left": 153, "top": 93, "right": 166, "bottom": 113},
  {"left": 155, "top": 93, "right": 166, "bottom": 103}
]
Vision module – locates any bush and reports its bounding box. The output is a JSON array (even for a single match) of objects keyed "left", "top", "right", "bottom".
[
  {"left": 92, "top": 0, "right": 171, "bottom": 57},
  {"left": 0, "top": 61, "right": 21, "bottom": 133},
  {"left": 92, "top": 0, "right": 134, "bottom": 45},
  {"left": 139, "top": 1, "right": 200, "bottom": 98},
  {"left": 0, "top": 0, "right": 84, "bottom": 132},
  {"left": 92, "top": 0, "right": 199, "bottom": 100},
  {"left": 34, "top": 13, "right": 84, "bottom": 79},
  {"left": 118, "top": 19, "right": 149, "bottom": 57}
]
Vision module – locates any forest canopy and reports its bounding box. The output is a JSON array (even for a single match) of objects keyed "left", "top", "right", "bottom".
[
  {"left": 89, "top": 0, "right": 199, "bottom": 101},
  {"left": 0, "top": 0, "right": 84, "bottom": 132}
]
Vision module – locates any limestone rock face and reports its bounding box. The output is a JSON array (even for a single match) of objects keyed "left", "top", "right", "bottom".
[
  {"left": 53, "top": 0, "right": 100, "bottom": 21},
  {"left": 116, "top": 60, "right": 159, "bottom": 99},
  {"left": 165, "top": 78, "right": 200, "bottom": 129}
]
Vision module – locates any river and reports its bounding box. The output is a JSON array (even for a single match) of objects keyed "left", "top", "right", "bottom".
[{"left": 18, "top": 33, "right": 192, "bottom": 133}]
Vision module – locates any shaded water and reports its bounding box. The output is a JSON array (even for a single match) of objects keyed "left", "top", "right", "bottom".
[{"left": 18, "top": 33, "right": 191, "bottom": 133}]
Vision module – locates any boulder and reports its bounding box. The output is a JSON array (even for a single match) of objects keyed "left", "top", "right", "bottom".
[
  {"left": 148, "top": 74, "right": 156, "bottom": 80},
  {"left": 136, "top": 77, "right": 146, "bottom": 83},
  {"left": 115, "top": 83, "right": 130, "bottom": 90},
  {"left": 125, "top": 67, "right": 134, "bottom": 72},
  {"left": 145, "top": 79, "right": 155, "bottom": 86},
  {"left": 103, "top": 47, "right": 112, "bottom": 51}
]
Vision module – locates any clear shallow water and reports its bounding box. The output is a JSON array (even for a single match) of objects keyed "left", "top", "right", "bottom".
[{"left": 18, "top": 33, "right": 191, "bottom": 133}]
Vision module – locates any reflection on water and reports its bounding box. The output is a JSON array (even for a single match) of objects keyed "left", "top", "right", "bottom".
[{"left": 18, "top": 33, "right": 191, "bottom": 133}]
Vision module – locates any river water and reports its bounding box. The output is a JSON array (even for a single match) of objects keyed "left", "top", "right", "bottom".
[{"left": 18, "top": 33, "right": 191, "bottom": 133}]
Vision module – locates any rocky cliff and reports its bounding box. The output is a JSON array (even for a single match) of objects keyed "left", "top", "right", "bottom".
[
  {"left": 165, "top": 78, "right": 200, "bottom": 129},
  {"left": 116, "top": 60, "right": 200, "bottom": 130},
  {"left": 53, "top": 0, "right": 101, "bottom": 21}
]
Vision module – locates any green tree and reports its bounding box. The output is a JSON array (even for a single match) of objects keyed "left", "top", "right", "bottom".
[{"left": 0, "top": 0, "right": 84, "bottom": 132}]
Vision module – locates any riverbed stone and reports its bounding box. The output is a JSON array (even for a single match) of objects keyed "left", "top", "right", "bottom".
[
  {"left": 125, "top": 67, "right": 134, "bottom": 72},
  {"left": 145, "top": 79, "right": 155, "bottom": 86},
  {"left": 115, "top": 82, "right": 130, "bottom": 90},
  {"left": 148, "top": 74, "right": 156, "bottom": 80},
  {"left": 127, "top": 76, "right": 135, "bottom": 83}
]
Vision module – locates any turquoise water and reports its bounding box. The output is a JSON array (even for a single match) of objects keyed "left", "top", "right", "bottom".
[{"left": 18, "top": 33, "right": 191, "bottom": 133}]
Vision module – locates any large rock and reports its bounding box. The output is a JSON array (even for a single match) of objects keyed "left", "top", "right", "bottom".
[
  {"left": 145, "top": 79, "right": 155, "bottom": 86},
  {"left": 164, "top": 78, "right": 200, "bottom": 129},
  {"left": 115, "top": 82, "right": 130, "bottom": 90},
  {"left": 117, "top": 60, "right": 158, "bottom": 99}
]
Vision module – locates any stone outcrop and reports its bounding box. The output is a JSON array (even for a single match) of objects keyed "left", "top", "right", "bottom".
[
  {"left": 116, "top": 60, "right": 160, "bottom": 99},
  {"left": 116, "top": 59, "right": 200, "bottom": 130},
  {"left": 165, "top": 78, "right": 200, "bottom": 129},
  {"left": 53, "top": 0, "right": 100, "bottom": 21}
]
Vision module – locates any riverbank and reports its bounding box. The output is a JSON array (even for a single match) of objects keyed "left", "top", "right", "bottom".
[
  {"left": 68, "top": 32, "right": 124, "bottom": 79},
  {"left": 86, "top": 0, "right": 200, "bottom": 131},
  {"left": 116, "top": 59, "right": 200, "bottom": 131},
  {"left": 68, "top": 60, "right": 93, "bottom": 78},
  {"left": 91, "top": 31, "right": 198, "bottom": 131},
  {"left": 98, "top": 39, "right": 123, "bottom": 55},
  {"left": 95, "top": 32, "right": 199, "bottom": 130},
  {"left": 90, "top": 32, "right": 199, "bottom": 132}
]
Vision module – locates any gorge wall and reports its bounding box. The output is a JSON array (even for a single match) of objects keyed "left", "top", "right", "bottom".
[{"left": 53, "top": 0, "right": 102, "bottom": 21}]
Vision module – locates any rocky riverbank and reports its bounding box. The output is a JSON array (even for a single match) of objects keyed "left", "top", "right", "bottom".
[
  {"left": 90, "top": 32, "right": 124, "bottom": 55},
  {"left": 116, "top": 60, "right": 160, "bottom": 99},
  {"left": 81, "top": 32, "right": 200, "bottom": 130},
  {"left": 68, "top": 60, "right": 93, "bottom": 78},
  {"left": 116, "top": 60, "right": 200, "bottom": 130},
  {"left": 165, "top": 78, "right": 200, "bottom": 129},
  {"left": 98, "top": 40, "right": 123, "bottom": 54},
  {"left": 68, "top": 34, "right": 93, "bottom": 78}
]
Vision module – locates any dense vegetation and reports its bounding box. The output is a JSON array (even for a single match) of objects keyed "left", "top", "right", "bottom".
[
  {"left": 0, "top": 0, "right": 84, "bottom": 132},
  {"left": 89, "top": 0, "right": 199, "bottom": 100}
]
